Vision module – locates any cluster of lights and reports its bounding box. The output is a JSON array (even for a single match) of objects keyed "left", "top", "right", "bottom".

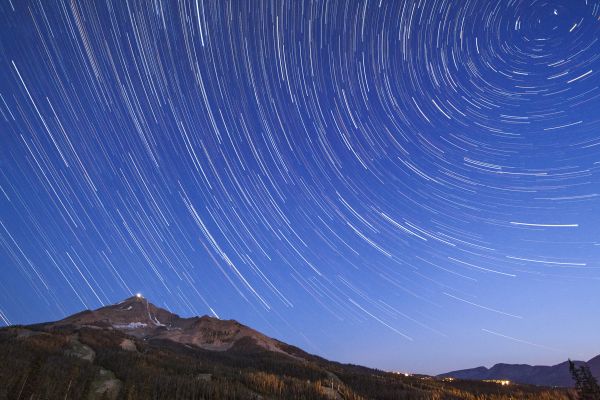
[{"left": 483, "top": 379, "right": 511, "bottom": 386}]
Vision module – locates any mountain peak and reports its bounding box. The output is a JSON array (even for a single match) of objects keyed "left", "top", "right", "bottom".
[
  {"left": 122, "top": 293, "right": 145, "bottom": 302},
  {"left": 48, "top": 297, "right": 290, "bottom": 356}
]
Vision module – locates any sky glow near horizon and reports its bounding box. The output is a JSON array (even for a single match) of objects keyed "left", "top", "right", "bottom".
[{"left": 1, "top": 0, "right": 600, "bottom": 374}]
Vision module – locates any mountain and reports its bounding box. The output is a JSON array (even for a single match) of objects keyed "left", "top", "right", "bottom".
[
  {"left": 0, "top": 297, "right": 574, "bottom": 400},
  {"left": 440, "top": 356, "right": 600, "bottom": 387},
  {"left": 49, "top": 295, "right": 289, "bottom": 354}
]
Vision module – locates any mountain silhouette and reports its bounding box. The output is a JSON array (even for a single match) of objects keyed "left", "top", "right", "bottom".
[{"left": 440, "top": 356, "right": 600, "bottom": 387}]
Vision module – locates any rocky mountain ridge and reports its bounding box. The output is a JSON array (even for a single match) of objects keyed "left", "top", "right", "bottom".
[{"left": 49, "top": 295, "right": 289, "bottom": 354}]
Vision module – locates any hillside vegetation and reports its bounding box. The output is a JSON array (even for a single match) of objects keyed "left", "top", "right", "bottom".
[{"left": 0, "top": 325, "right": 574, "bottom": 400}]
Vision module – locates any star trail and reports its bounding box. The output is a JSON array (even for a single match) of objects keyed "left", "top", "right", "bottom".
[{"left": 1, "top": 0, "right": 600, "bottom": 373}]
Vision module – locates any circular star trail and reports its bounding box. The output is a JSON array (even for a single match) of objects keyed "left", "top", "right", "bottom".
[{"left": 1, "top": 0, "right": 599, "bottom": 373}]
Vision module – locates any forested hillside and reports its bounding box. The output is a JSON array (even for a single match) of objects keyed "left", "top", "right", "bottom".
[{"left": 0, "top": 324, "right": 574, "bottom": 400}]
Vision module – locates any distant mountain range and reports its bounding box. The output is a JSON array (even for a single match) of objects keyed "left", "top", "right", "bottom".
[
  {"left": 0, "top": 296, "right": 576, "bottom": 399},
  {"left": 440, "top": 355, "right": 600, "bottom": 387}
]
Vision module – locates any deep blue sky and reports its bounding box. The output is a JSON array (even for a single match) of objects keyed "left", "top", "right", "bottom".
[{"left": 1, "top": 0, "right": 599, "bottom": 374}]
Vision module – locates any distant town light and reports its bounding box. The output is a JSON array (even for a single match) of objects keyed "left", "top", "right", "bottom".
[{"left": 483, "top": 379, "right": 510, "bottom": 386}]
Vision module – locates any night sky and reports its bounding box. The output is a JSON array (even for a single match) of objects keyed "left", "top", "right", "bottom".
[{"left": 1, "top": 0, "right": 600, "bottom": 375}]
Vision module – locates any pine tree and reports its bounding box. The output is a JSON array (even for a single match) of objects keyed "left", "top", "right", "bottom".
[{"left": 569, "top": 359, "right": 600, "bottom": 400}]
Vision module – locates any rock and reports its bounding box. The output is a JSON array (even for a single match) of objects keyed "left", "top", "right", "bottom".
[
  {"left": 88, "top": 368, "right": 121, "bottom": 400},
  {"left": 119, "top": 338, "right": 137, "bottom": 352}
]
